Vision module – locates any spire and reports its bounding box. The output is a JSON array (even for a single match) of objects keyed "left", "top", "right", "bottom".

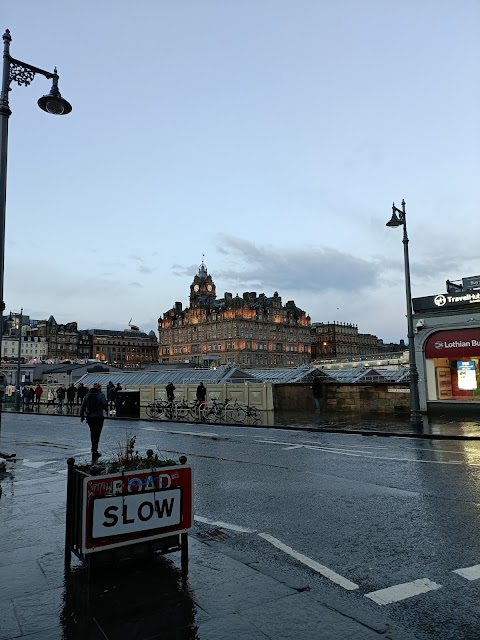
[{"left": 198, "top": 255, "right": 208, "bottom": 277}]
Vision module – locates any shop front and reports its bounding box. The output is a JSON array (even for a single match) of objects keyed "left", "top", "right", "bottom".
[
  {"left": 422, "top": 328, "right": 480, "bottom": 404},
  {"left": 412, "top": 277, "right": 480, "bottom": 413}
]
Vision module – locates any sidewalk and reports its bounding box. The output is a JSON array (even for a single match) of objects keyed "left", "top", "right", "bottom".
[{"left": 0, "top": 416, "right": 418, "bottom": 640}]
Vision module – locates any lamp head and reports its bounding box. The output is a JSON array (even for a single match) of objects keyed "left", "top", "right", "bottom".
[
  {"left": 386, "top": 202, "right": 403, "bottom": 227},
  {"left": 386, "top": 212, "right": 403, "bottom": 227},
  {"left": 38, "top": 75, "right": 72, "bottom": 115}
]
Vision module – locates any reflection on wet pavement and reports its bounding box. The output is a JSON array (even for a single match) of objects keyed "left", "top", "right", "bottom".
[
  {"left": 272, "top": 409, "right": 480, "bottom": 437},
  {"left": 62, "top": 555, "right": 198, "bottom": 640}
]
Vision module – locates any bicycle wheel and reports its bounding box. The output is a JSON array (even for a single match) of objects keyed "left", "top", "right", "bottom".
[
  {"left": 175, "top": 402, "right": 190, "bottom": 420},
  {"left": 228, "top": 407, "right": 246, "bottom": 423},
  {"left": 146, "top": 403, "right": 157, "bottom": 418}
]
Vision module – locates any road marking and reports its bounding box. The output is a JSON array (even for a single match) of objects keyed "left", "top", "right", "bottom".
[
  {"left": 453, "top": 564, "right": 480, "bottom": 581},
  {"left": 365, "top": 578, "right": 441, "bottom": 604},
  {"left": 258, "top": 532, "right": 359, "bottom": 591},
  {"left": 22, "top": 460, "right": 57, "bottom": 468},
  {"left": 258, "top": 440, "right": 474, "bottom": 466},
  {"left": 194, "top": 515, "right": 257, "bottom": 533},
  {"left": 142, "top": 427, "right": 220, "bottom": 438}
]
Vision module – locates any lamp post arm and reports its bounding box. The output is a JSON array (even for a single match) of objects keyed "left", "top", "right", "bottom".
[{"left": 8, "top": 56, "right": 58, "bottom": 85}]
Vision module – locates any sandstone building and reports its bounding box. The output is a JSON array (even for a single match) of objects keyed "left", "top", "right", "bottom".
[{"left": 158, "top": 262, "right": 311, "bottom": 367}]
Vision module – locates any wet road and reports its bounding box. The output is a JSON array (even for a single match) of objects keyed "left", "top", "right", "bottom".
[{"left": 2, "top": 412, "right": 480, "bottom": 639}]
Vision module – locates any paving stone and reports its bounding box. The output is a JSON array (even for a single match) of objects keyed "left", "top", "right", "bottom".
[
  {"left": 0, "top": 599, "right": 21, "bottom": 640},
  {"left": 12, "top": 587, "right": 64, "bottom": 637},
  {"left": 192, "top": 571, "right": 294, "bottom": 616},
  {"left": 0, "top": 560, "right": 50, "bottom": 601},
  {"left": 197, "top": 612, "right": 270, "bottom": 639},
  {"left": 241, "top": 591, "right": 383, "bottom": 640}
]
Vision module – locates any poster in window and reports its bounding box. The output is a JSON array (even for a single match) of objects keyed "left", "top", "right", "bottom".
[{"left": 457, "top": 361, "right": 477, "bottom": 391}]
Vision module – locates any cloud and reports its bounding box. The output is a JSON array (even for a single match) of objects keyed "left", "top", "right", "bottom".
[
  {"left": 213, "top": 235, "right": 380, "bottom": 293},
  {"left": 172, "top": 263, "right": 199, "bottom": 277},
  {"left": 138, "top": 265, "right": 155, "bottom": 274}
]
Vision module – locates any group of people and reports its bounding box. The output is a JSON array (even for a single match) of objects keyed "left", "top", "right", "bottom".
[
  {"left": 18, "top": 381, "right": 123, "bottom": 417},
  {"left": 44, "top": 382, "right": 89, "bottom": 414}
]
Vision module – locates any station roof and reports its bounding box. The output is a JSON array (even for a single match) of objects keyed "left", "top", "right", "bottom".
[
  {"left": 244, "top": 366, "right": 318, "bottom": 384},
  {"left": 76, "top": 364, "right": 249, "bottom": 388},
  {"left": 322, "top": 367, "right": 409, "bottom": 383}
]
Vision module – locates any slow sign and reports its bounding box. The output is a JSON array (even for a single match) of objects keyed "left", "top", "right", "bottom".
[
  {"left": 92, "top": 489, "right": 181, "bottom": 538},
  {"left": 82, "top": 465, "right": 193, "bottom": 553}
]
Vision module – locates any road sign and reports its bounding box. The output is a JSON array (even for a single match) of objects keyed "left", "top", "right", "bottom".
[{"left": 82, "top": 465, "right": 193, "bottom": 553}]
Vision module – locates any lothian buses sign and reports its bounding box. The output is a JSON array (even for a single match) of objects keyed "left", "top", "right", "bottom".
[{"left": 425, "top": 330, "right": 480, "bottom": 359}]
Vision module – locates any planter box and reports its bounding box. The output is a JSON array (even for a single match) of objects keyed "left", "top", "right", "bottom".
[{"left": 65, "top": 458, "right": 193, "bottom": 572}]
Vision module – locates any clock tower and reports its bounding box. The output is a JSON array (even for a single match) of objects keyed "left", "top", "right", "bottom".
[{"left": 190, "top": 260, "right": 216, "bottom": 308}]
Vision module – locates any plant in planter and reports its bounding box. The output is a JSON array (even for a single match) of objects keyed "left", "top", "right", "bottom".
[{"left": 75, "top": 434, "right": 179, "bottom": 476}]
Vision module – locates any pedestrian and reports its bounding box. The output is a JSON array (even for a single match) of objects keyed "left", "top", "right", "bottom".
[
  {"left": 76, "top": 382, "right": 88, "bottom": 406},
  {"left": 66, "top": 383, "right": 76, "bottom": 414},
  {"left": 23, "top": 387, "right": 32, "bottom": 411},
  {"left": 195, "top": 381, "right": 207, "bottom": 418},
  {"left": 80, "top": 382, "right": 108, "bottom": 460},
  {"left": 47, "top": 389, "right": 56, "bottom": 409},
  {"left": 106, "top": 381, "right": 115, "bottom": 410},
  {"left": 56, "top": 385, "right": 66, "bottom": 414},
  {"left": 166, "top": 381, "right": 175, "bottom": 403},
  {"left": 196, "top": 382, "right": 207, "bottom": 402},
  {"left": 34, "top": 384, "right": 43, "bottom": 410},
  {"left": 311, "top": 376, "right": 323, "bottom": 413}
]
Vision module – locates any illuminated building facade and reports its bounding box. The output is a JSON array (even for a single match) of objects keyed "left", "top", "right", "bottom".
[
  {"left": 158, "top": 262, "right": 311, "bottom": 367},
  {"left": 311, "top": 322, "right": 405, "bottom": 359}
]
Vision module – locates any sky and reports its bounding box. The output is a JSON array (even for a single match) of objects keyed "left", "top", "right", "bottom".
[{"left": 2, "top": 1, "right": 479, "bottom": 343}]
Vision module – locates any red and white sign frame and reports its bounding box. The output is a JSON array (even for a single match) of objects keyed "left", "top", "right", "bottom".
[{"left": 81, "top": 465, "right": 193, "bottom": 553}]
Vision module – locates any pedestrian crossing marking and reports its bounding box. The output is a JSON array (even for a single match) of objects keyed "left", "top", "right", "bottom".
[
  {"left": 365, "top": 578, "right": 441, "bottom": 605},
  {"left": 453, "top": 564, "right": 480, "bottom": 581}
]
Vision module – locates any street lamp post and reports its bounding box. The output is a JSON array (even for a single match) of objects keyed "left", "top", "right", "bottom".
[
  {"left": 386, "top": 199, "right": 422, "bottom": 427},
  {"left": 0, "top": 29, "right": 72, "bottom": 426}
]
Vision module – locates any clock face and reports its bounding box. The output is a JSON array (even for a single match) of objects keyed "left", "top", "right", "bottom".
[
  {"left": 194, "top": 284, "right": 199, "bottom": 292},
  {"left": 207, "top": 284, "right": 213, "bottom": 292}
]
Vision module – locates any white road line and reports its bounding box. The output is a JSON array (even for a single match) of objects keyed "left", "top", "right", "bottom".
[
  {"left": 22, "top": 460, "right": 57, "bottom": 468},
  {"left": 365, "top": 579, "right": 441, "bottom": 605},
  {"left": 258, "top": 532, "right": 359, "bottom": 591},
  {"left": 300, "top": 440, "right": 469, "bottom": 455},
  {"left": 453, "top": 564, "right": 480, "bottom": 581},
  {"left": 142, "top": 427, "right": 220, "bottom": 438},
  {"left": 258, "top": 440, "right": 474, "bottom": 466},
  {"left": 194, "top": 515, "right": 257, "bottom": 533}
]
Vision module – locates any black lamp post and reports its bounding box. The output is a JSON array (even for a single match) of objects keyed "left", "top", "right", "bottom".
[
  {"left": 0, "top": 29, "right": 72, "bottom": 426},
  {"left": 386, "top": 199, "right": 422, "bottom": 427}
]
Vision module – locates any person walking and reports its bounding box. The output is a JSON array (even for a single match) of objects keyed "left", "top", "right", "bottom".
[
  {"left": 34, "top": 384, "right": 43, "bottom": 411},
  {"left": 311, "top": 377, "right": 323, "bottom": 413},
  {"left": 80, "top": 382, "right": 108, "bottom": 460},
  {"left": 66, "top": 384, "right": 76, "bottom": 414},
  {"left": 76, "top": 382, "right": 88, "bottom": 406},
  {"left": 56, "top": 385, "right": 66, "bottom": 414}
]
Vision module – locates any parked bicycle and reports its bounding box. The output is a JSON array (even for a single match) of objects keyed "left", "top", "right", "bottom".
[{"left": 145, "top": 397, "right": 260, "bottom": 424}]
